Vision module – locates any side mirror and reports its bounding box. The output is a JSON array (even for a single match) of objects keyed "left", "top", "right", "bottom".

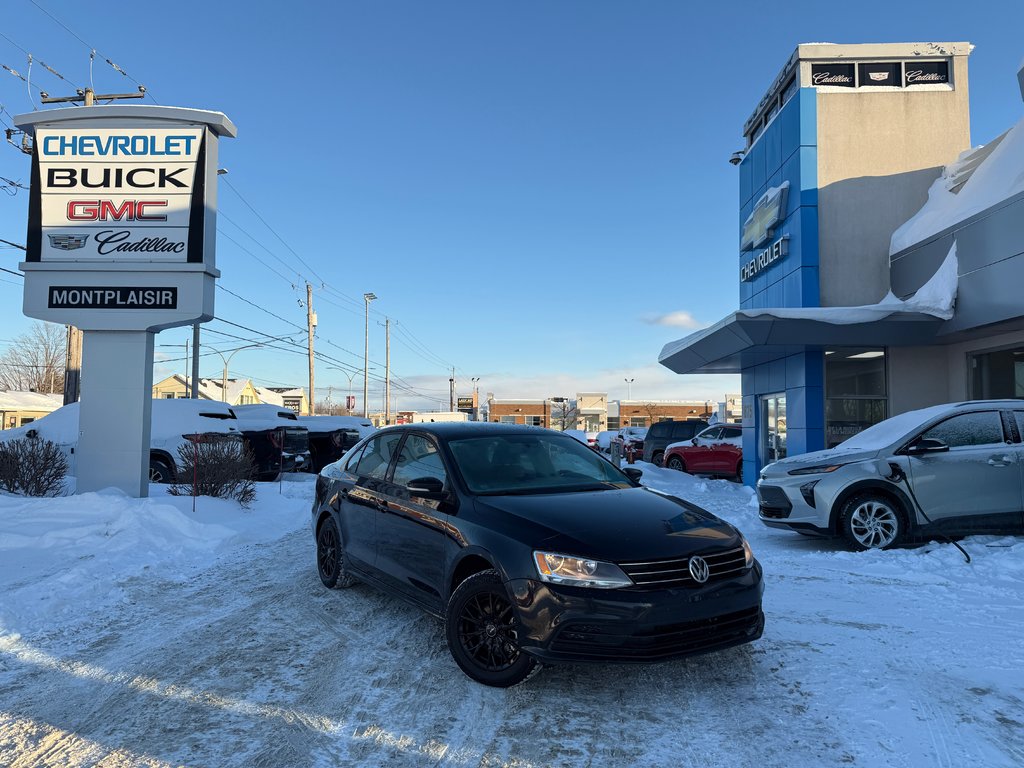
[
  {"left": 407, "top": 476, "right": 445, "bottom": 498},
  {"left": 691, "top": 438, "right": 698, "bottom": 446},
  {"left": 623, "top": 467, "right": 643, "bottom": 483},
  {"left": 906, "top": 437, "right": 950, "bottom": 456}
]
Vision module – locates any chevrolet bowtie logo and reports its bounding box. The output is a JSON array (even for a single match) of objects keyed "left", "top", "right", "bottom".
[
  {"left": 48, "top": 233, "right": 89, "bottom": 251},
  {"left": 741, "top": 181, "right": 789, "bottom": 250}
]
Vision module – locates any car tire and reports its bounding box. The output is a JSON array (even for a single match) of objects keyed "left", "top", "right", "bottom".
[
  {"left": 839, "top": 492, "right": 906, "bottom": 551},
  {"left": 317, "top": 516, "right": 356, "bottom": 589},
  {"left": 149, "top": 457, "right": 174, "bottom": 484},
  {"left": 445, "top": 569, "right": 539, "bottom": 688},
  {"left": 666, "top": 455, "right": 686, "bottom": 472},
  {"left": 652, "top": 451, "right": 664, "bottom": 467},
  {"left": 734, "top": 460, "right": 743, "bottom": 482}
]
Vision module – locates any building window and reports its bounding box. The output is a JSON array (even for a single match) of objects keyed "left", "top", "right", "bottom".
[
  {"left": 607, "top": 417, "right": 620, "bottom": 430},
  {"left": 19, "top": 417, "right": 35, "bottom": 426},
  {"left": 239, "top": 395, "right": 255, "bottom": 405},
  {"left": 630, "top": 417, "right": 646, "bottom": 427},
  {"left": 825, "top": 348, "right": 887, "bottom": 447},
  {"left": 499, "top": 415, "right": 517, "bottom": 424},
  {"left": 524, "top": 415, "right": 543, "bottom": 427},
  {"left": 163, "top": 393, "right": 175, "bottom": 399},
  {"left": 970, "top": 346, "right": 1024, "bottom": 399}
]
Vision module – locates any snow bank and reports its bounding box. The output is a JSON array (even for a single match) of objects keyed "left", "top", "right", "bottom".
[
  {"left": 0, "top": 476, "right": 314, "bottom": 633},
  {"left": 891, "top": 115, "right": 1024, "bottom": 254}
]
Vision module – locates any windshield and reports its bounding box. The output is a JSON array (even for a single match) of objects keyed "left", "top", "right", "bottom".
[
  {"left": 837, "top": 403, "right": 952, "bottom": 451},
  {"left": 447, "top": 433, "right": 632, "bottom": 495}
]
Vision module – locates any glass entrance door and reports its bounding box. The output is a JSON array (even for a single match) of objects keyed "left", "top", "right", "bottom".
[{"left": 761, "top": 394, "right": 787, "bottom": 465}]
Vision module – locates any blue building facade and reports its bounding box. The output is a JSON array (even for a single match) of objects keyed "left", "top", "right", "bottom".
[{"left": 737, "top": 89, "right": 825, "bottom": 485}]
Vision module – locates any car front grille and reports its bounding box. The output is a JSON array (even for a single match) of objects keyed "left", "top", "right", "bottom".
[
  {"left": 549, "top": 605, "right": 763, "bottom": 661},
  {"left": 758, "top": 485, "right": 792, "bottom": 518},
  {"left": 619, "top": 546, "right": 747, "bottom": 589}
]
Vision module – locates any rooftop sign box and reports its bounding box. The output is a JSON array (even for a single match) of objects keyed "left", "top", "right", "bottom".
[{"left": 16, "top": 105, "right": 237, "bottom": 332}]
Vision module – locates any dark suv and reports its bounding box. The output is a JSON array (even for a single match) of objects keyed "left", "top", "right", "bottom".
[{"left": 642, "top": 420, "right": 708, "bottom": 466}]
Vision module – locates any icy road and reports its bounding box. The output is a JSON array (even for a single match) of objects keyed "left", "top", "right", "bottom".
[{"left": 1, "top": 469, "right": 1022, "bottom": 767}]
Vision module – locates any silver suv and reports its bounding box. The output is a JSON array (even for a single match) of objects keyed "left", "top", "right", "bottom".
[{"left": 757, "top": 400, "right": 1024, "bottom": 550}]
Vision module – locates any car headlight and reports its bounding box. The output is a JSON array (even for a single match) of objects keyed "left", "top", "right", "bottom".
[
  {"left": 787, "top": 463, "right": 846, "bottom": 476},
  {"left": 741, "top": 538, "right": 754, "bottom": 568},
  {"left": 533, "top": 551, "right": 633, "bottom": 589}
]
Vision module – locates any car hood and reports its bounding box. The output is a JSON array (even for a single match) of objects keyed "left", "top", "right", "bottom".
[
  {"left": 474, "top": 486, "right": 742, "bottom": 562},
  {"left": 761, "top": 446, "right": 882, "bottom": 477}
]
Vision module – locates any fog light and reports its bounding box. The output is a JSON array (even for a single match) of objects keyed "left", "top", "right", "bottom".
[{"left": 800, "top": 481, "right": 819, "bottom": 508}]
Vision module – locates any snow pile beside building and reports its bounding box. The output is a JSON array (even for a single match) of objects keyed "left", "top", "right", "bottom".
[
  {"left": 890, "top": 115, "right": 1024, "bottom": 254},
  {"left": 740, "top": 242, "right": 958, "bottom": 324}
]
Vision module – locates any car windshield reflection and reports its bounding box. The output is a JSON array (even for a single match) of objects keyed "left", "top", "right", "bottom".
[{"left": 448, "top": 433, "right": 632, "bottom": 495}]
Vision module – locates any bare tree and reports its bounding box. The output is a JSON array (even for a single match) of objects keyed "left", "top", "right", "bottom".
[
  {"left": 640, "top": 402, "right": 661, "bottom": 426},
  {"left": 549, "top": 398, "right": 579, "bottom": 431},
  {"left": 0, "top": 322, "right": 66, "bottom": 394}
]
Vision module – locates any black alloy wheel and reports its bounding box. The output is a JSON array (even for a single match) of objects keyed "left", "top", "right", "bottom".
[
  {"left": 652, "top": 451, "right": 664, "bottom": 467},
  {"left": 445, "top": 570, "right": 538, "bottom": 687},
  {"left": 734, "top": 459, "right": 743, "bottom": 482},
  {"left": 149, "top": 458, "right": 173, "bottom": 484},
  {"left": 317, "top": 517, "right": 356, "bottom": 589},
  {"left": 666, "top": 455, "right": 686, "bottom": 472}
]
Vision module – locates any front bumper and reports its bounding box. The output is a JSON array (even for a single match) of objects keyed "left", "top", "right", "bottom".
[
  {"left": 281, "top": 450, "right": 311, "bottom": 473},
  {"left": 757, "top": 480, "right": 832, "bottom": 535},
  {"left": 507, "top": 561, "right": 764, "bottom": 664}
]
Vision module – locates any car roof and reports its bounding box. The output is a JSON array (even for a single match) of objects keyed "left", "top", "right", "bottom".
[{"left": 378, "top": 423, "right": 568, "bottom": 440}]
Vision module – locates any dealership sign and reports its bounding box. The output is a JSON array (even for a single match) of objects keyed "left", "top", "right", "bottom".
[
  {"left": 741, "top": 181, "right": 788, "bottom": 251},
  {"left": 741, "top": 236, "right": 788, "bottom": 282},
  {"left": 31, "top": 127, "right": 204, "bottom": 263}
]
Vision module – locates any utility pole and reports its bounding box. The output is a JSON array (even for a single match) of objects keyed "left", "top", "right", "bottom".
[
  {"left": 306, "top": 282, "right": 316, "bottom": 416},
  {"left": 184, "top": 337, "right": 190, "bottom": 397},
  {"left": 363, "top": 293, "right": 376, "bottom": 418},
  {"left": 191, "top": 324, "right": 201, "bottom": 398},
  {"left": 63, "top": 326, "right": 81, "bottom": 405},
  {"left": 384, "top": 318, "right": 391, "bottom": 426},
  {"left": 41, "top": 86, "right": 146, "bottom": 108},
  {"left": 449, "top": 367, "right": 456, "bottom": 412}
]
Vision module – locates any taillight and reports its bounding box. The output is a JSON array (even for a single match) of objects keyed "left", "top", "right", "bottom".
[
  {"left": 330, "top": 431, "right": 343, "bottom": 447},
  {"left": 269, "top": 429, "right": 283, "bottom": 449}
]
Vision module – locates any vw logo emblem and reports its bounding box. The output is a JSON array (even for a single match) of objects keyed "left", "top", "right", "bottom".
[{"left": 688, "top": 555, "right": 710, "bottom": 584}]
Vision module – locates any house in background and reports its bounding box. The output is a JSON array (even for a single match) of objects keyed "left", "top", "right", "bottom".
[
  {"left": 0, "top": 391, "right": 64, "bottom": 430},
  {"left": 259, "top": 386, "right": 308, "bottom": 414},
  {"left": 152, "top": 375, "right": 263, "bottom": 406}
]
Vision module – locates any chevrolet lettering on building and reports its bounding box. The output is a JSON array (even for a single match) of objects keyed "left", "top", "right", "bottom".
[
  {"left": 47, "top": 286, "right": 179, "bottom": 309},
  {"left": 740, "top": 236, "right": 788, "bottom": 282}
]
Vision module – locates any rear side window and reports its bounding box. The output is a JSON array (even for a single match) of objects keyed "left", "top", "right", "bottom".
[
  {"left": 344, "top": 442, "right": 368, "bottom": 472},
  {"left": 647, "top": 422, "right": 669, "bottom": 438},
  {"left": 921, "top": 411, "right": 1004, "bottom": 448},
  {"left": 673, "top": 422, "right": 699, "bottom": 439},
  {"left": 723, "top": 427, "right": 742, "bottom": 439},
  {"left": 354, "top": 432, "right": 403, "bottom": 480}
]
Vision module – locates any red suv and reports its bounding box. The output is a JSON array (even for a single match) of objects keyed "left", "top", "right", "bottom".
[{"left": 664, "top": 424, "right": 743, "bottom": 480}]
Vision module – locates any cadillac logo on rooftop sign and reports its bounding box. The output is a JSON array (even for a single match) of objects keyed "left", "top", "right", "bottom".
[{"left": 28, "top": 128, "right": 204, "bottom": 263}]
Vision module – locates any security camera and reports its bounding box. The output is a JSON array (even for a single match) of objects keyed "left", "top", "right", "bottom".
[{"left": 729, "top": 150, "right": 746, "bottom": 166}]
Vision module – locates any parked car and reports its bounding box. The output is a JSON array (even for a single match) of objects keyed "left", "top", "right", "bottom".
[
  {"left": 641, "top": 420, "right": 708, "bottom": 465},
  {"left": 0, "top": 400, "right": 244, "bottom": 483},
  {"left": 757, "top": 400, "right": 1024, "bottom": 550},
  {"left": 298, "top": 415, "right": 375, "bottom": 473},
  {"left": 231, "top": 404, "right": 311, "bottom": 481},
  {"left": 664, "top": 424, "right": 743, "bottom": 480},
  {"left": 562, "top": 429, "right": 599, "bottom": 449},
  {"left": 617, "top": 426, "right": 648, "bottom": 454},
  {"left": 312, "top": 423, "right": 764, "bottom": 687}
]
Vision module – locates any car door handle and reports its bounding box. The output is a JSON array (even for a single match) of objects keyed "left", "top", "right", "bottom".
[{"left": 987, "top": 455, "right": 1014, "bottom": 466}]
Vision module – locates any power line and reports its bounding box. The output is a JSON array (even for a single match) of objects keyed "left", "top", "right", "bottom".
[
  {"left": 0, "top": 31, "right": 79, "bottom": 88},
  {"left": 221, "top": 177, "right": 326, "bottom": 285},
  {"left": 218, "top": 214, "right": 302, "bottom": 285},
  {"left": 216, "top": 284, "right": 306, "bottom": 332}
]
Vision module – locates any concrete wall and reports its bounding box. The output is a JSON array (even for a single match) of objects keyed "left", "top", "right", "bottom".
[
  {"left": 887, "top": 346, "right": 953, "bottom": 416},
  {"left": 815, "top": 52, "right": 971, "bottom": 307}
]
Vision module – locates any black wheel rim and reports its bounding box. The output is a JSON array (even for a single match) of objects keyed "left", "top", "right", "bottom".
[
  {"left": 458, "top": 591, "right": 520, "bottom": 672},
  {"left": 149, "top": 467, "right": 162, "bottom": 482},
  {"left": 318, "top": 525, "right": 338, "bottom": 580}
]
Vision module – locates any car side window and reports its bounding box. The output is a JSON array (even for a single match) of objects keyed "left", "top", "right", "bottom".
[
  {"left": 648, "top": 422, "right": 667, "bottom": 439},
  {"left": 700, "top": 427, "right": 723, "bottom": 441},
  {"left": 344, "top": 442, "right": 368, "bottom": 472},
  {"left": 392, "top": 434, "right": 447, "bottom": 489},
  {"left": 723, "top": 427, "right": 742, "bottom": 440},
  {"left": 354, "top": 432, "right": 403, "bottom": 480},
  {"left": 920, "top": 411, "right": 1004, "bottom": 448}
]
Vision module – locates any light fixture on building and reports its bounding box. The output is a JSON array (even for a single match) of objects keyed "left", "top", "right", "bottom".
[
  {"left": 848, "top": 351, "right": 885, "bottom": 359},
  {"left": 729, "top": 150, "right": 746, "bottom": 166}
]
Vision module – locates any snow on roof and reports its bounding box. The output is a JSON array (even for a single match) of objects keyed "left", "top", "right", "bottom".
[
  {"left": 891, "top": 114, "right": 1024, "bottom": 254},
  {"left": 298, "top": 415, "right": 376, "bottom": 437},
  {"left": 0, "top": 391, "right": 64, "bottom": 412},
  {"left": 742, "top": 242, "right": 958, "bottom": 324},
  {"left": 255, "top": 387, "right": 285, "bottom": 407}
]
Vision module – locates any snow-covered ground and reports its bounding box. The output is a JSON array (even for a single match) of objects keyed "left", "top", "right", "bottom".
[{"left": 1, "top": 467, "right": 1022, "bottom": 767}]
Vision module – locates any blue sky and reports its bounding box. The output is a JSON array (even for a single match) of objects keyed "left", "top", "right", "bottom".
[{"left": 2, "top": 1, "right": 1023, "bottom": 411}]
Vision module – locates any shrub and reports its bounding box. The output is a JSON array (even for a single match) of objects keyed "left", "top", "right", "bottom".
[
  {"left": 168, "top": 436, "right": 257, "bottom": 507},
  {"left": 0, "top": 436, "right": 69, "bottom": 497}
]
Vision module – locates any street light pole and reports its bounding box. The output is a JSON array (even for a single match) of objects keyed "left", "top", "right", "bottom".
[
  {"left": 363, "top": 293, "right": 377, "bottom": 418},
  {"left": 624, "top": 377, "right": 634, "bottom": 400}
]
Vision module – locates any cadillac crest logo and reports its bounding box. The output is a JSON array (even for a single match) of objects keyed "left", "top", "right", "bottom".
[
  {"left": 688, "top": 555, "right": 710, "bottom": 584},
  {"left": 47, "top": 233, "right": 89, "bottom": 251}
]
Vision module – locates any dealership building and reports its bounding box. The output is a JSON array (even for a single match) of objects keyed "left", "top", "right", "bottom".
[{"left": 661, "top": 42, "right": 1024, "bottom": 484}]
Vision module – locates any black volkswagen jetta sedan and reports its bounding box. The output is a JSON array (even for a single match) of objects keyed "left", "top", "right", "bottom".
[{"left": 312, "top": 423, "right": 764, "bottom": 687}]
